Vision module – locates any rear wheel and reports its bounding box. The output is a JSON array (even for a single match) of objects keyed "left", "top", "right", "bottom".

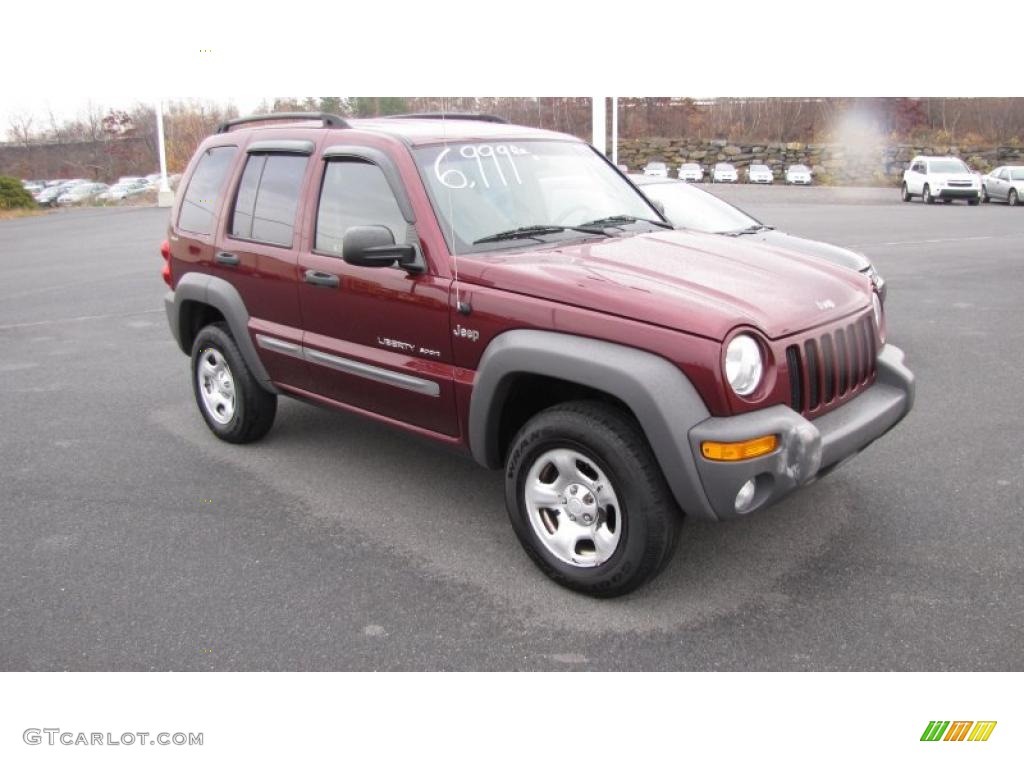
[
  {"left": 981, "top": 185, "right": 990, "bottom": 203},
  {"left": 1010, "top": 189, "right": 1019, "bottom": 207},
  {"left": 191, "top": 322, "right": 277, "bottom": 443},
  {"left": 504, "top": 401, "right": 680, "bottom": 597},
  {"left": 923, "top": 184, "right": 934, "bottom": 204}
]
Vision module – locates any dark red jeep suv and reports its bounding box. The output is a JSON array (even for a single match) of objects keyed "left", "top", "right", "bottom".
[{"left": 162, "top": 112, "right": 914, "bottom": 596}]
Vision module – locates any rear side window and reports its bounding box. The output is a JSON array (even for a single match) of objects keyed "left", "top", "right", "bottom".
[
  {"left": 315, "top": 160, "right": 407, "bottom": 255},
  {"left": 230, "top": 154, "right": 308, "bottom": 246},
  {"left": 178, "top": 146, "right": 237, "bottom": 235}
]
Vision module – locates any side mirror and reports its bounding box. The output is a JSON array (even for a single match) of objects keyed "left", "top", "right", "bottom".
[{"left": 342, "top": 225, "right": 422, "bottom": 273}]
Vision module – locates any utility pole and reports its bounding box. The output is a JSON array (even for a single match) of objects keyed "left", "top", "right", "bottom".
[{"left": 156, "top": 99, "right": 173, "bottom": 208}]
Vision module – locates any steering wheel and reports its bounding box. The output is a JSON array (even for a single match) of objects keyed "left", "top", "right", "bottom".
[{"left": 552, "top": 205, "right": 592, "bottom": 226}]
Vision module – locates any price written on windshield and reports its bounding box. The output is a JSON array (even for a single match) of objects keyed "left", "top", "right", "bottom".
[{"left": 434, "top": 144, "right": 529, "bottom": 189}]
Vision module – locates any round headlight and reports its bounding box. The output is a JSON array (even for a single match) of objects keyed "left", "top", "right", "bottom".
[
  {"left": 725, "top": 334, "right": 763, "bottom": 396},
  {"left": 872, "top": 293, "right": 885, "bottom": 344}
]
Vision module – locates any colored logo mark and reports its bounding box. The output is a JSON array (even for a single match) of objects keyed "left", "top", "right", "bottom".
[{"left": 920, "top": 721, "right": 997, "bottom": 742}]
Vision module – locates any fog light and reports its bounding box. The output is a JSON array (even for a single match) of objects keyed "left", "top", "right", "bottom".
[{"left": 735, "top": 479, "right": 757, "bottom": 514}]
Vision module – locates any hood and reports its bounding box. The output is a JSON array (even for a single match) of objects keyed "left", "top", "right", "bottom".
[
  {"left": 929, "top": 172, "right": 976, "bottom": 185},
  {"left": 456, "top": 230, "right": 872, "bottom": 341},
  {"left": 753, "top": 230, "right": 871, "bottom": 272}
]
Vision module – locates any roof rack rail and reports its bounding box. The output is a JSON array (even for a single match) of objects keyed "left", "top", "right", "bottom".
[
  {"left": 384, "top": 113, "right": 509, "bottom": 124},
  {"left": 216, "top": 112, "right": 350, "bottom": 134}
]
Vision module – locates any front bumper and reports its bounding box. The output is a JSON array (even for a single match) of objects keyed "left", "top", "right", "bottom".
[
  {"left": 687, "top": 344, "right": 914, "bottom": 520},
  {"left": 936, "top": 187, "right": 979, "bottom": 200}
]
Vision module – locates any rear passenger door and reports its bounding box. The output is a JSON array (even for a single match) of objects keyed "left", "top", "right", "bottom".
[
  {"left": 216, "top": 141, "right": 317, "bottom": 390},
  {"left": 295, "top": 147, "right": 458, "bottom": 437}
]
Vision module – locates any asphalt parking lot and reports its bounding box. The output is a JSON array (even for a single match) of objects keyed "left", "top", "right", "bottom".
[{"left": 1, "top": 189, "right": 1022, "bottom": 671}]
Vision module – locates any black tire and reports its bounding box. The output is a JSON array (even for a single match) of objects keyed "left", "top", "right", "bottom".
[
  {"left": 504, "top": 400, "right": 680, "bottom": 597},
  {"left": 923, "top": 184, "right": 934, "bottom": 204},
  {"left": 1010, "top": 189, "right": 1019, "bottom": 207},
  {"left": 943, "top": 199, "right": 953, "bottom": 204},
  {"left": 967, "top": 196, "right": 980, "bottom": 206},
  {"left": 191, "top": 322, "right": 276, "bottom": 443},
  {"left": 900, "top": 183, "right": 912, "bottom": 202},
  {"left": 981, "top": 185, "right": 990, "bottom": 203}
]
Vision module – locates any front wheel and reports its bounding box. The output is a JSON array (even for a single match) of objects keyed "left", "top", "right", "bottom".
[
  {"left": 981, "top": 185, "right": 990, "bottom": 203},
  {"left": 191, "top": 322, "right": 277, "bottom": 443},
  {"left": 923, "top": 184, "right": 935, "bottom": 204},
  {"left": 504, "top": 401, "right": 680, "bottom": 597},
  {"left": 901, "top": 183, "right": 912, "bottom": 202},
  {"left": 1010, "top": 189, "right": 1020, "bottom": 207}
]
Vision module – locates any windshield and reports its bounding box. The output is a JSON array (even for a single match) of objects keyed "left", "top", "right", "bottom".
[
  {"left": 639, "top": 182, "right": 761, "bottom": 234},
  {"left": 751, "top": 165, "right": 769, "bottom": 172},
  {"left": 928, "top": 160, "right": 968, "bottom": 173},
  {"left": 681, "top": 164, "right": 699, "bottom": 170},
  {"left": 1010, "top": 169, "right": 1024, "bottom": 181},
  {"left": 414, "top": 140, "right": 661, "bottom": 253},
  {"left": 789, "top": 165, "right": 808, "bottom": 173},
  {"left": 715, "top": 163, "right": 733, "bottom": 170}
]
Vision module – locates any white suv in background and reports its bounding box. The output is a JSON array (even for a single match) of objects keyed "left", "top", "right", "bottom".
[{"left": 901, "top": 156, "right": 980, "bottom": 205}]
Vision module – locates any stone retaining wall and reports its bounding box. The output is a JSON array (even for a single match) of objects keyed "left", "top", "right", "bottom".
[{"left": 617, "top": 138, "right": 1024, "bottom": 185}]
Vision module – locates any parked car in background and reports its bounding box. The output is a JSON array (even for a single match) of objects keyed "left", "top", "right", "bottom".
[
  {"left": 785, "top": 164, "right": 813, "bottom": 185},
  {"left": 116, "top": 176, "right": 148, "bottom": 187},
  {"left": 35, "top": 186, "right": 66, "bottom": 206},
  {"left": 631, "top": 175, "right": 886, "bottom": 301},
  {"left": 57, "top": 182, "right": 109, "bottom": 205},
  {"left": 22, "top": 180, "right": 46, "bottom": 194},
  {"left": 747, "top": 164, "right": 774, "bottom": 184},
  {"left": 981, "top": 166, "right": 1024, "bottom": 206},
  {"left": 711, "top": 162, "right": 738, "bottom": 183},
  {"left": 677, "top": 163, "right": 704, "bottom": 182},
  {"left": 98, "top": 180, "right": 150, "bottom": 201},
  {"left": 642, "top": 161, "right": 669, "bottom": 177},
  {"left": 901, "top": 156, "right": 980, "bottom": 205}
]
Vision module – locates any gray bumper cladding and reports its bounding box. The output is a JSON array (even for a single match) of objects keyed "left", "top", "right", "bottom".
[{"left": 688, "top": 344, "right": 915, "bottom": 520}]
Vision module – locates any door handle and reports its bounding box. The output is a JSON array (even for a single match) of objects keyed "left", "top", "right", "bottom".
[
  {"left": 215, "top": 251, "right": 240, "bottom": 266},
  {"left": 303, "top": 269, "right": 340, "bottom": 288}
]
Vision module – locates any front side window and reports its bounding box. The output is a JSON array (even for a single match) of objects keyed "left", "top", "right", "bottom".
[
  {"left": 315, "top": 160, "right": 408, "bottom": 255},
  {"left": 1010, "top": 169, "right": 1024, "bottom": 181},
  {"left": 179, "top": 145, "right": 237, "bottom": 235},
  {"left": 230, "top": 153, "right": 308, "bottom": 246},
  {"left": 413, "top": 140, "right": 660, "bottom": 253}
]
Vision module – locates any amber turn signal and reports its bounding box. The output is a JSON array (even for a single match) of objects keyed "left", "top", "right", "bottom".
[{"left": 701, "top": 435, "right": 778, "bottom": 462}]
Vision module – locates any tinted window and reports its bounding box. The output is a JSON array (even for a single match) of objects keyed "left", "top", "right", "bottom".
[
  {"left": 315, "top": 160, "right": 407, "bottom": 255},
  {"left": 928, "top": 160, "right": 968, "bottom": 174},
  {"left": 178, "top": 146, "right": 237, "bottom": 235},
  {"left": 230, "top": 153, "right": 308, "bottom": 246}
]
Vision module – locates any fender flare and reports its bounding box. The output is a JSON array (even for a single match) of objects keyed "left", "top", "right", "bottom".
[
  {"left": 469, "top": 329, "right": 718, "bottom": 520},
  {"left": 163, "top": 273, "right": 277, "bottom": 393}
]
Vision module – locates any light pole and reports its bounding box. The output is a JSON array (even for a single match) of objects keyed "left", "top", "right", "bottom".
[
  {"left": 156, "top": 99, "right": 173, "bottom": 208},
  {"left": 592, "top": 97, "right": 607, "bottom": 156},
  {"left": 611, "top": 96, "right": 619, "bottom": 166}
]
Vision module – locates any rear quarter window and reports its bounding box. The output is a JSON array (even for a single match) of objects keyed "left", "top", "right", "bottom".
[{"left": 178, "top": 146, "right": 237, "bottom": 235}]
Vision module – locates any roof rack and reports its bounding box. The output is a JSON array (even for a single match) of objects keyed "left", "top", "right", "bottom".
[
  {"left": 384, "top": 113, "right": 509, "bottom": 124},
  {"left": 216, "top": 112, "right": 350, "bottom": 134}
]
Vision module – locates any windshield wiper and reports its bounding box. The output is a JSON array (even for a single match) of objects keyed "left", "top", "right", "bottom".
[
  {"left": 579, "top": 214, "right": 673, "bottom": 230},
  {"left": 725, "top": 224, "right": 774, "bottom": 236},
  {"left": 473, "top": 225, "right": 570, "bottom": 245},
  {"left": 473, "top": 223, "right": 612, "bottom": 245}
]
